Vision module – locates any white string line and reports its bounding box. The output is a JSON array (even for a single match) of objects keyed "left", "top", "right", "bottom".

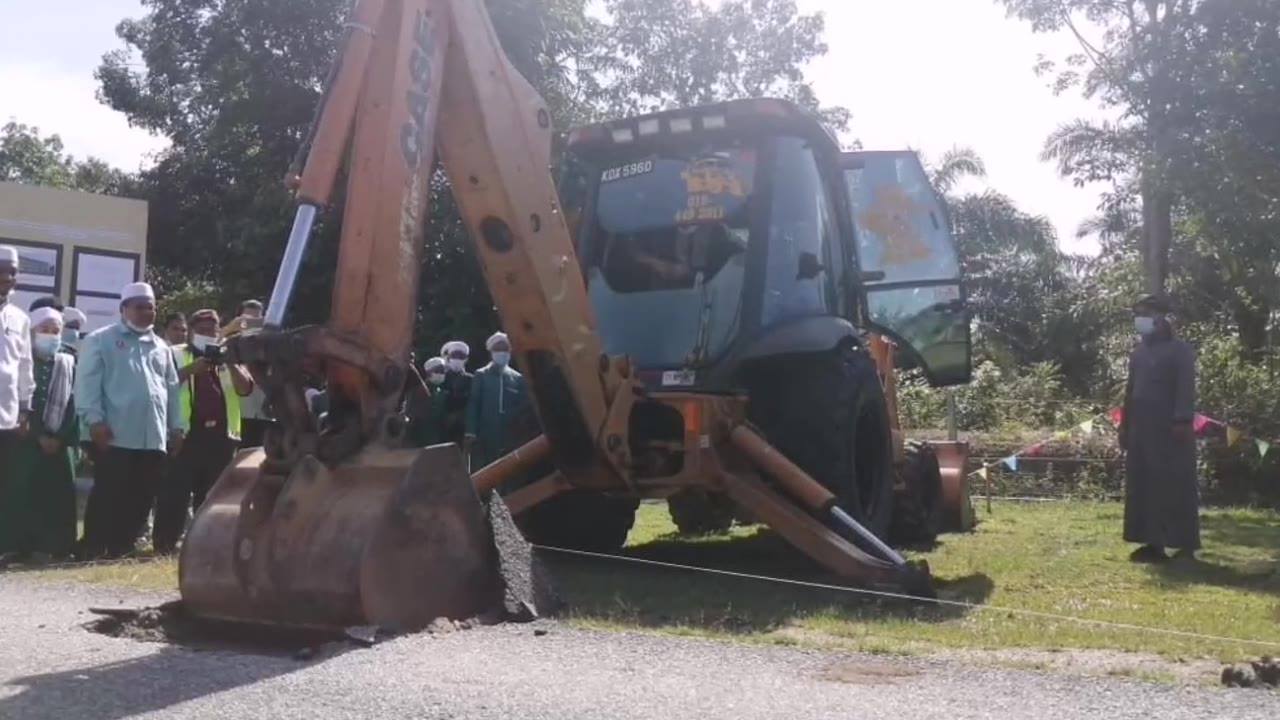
[{"left": 534, "top": 544, "right": 1280, "bottom": 651}]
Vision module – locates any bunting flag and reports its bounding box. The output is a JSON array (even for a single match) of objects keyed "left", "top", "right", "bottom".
[
  {"left": 1192, "top": 413, "right": 1212, "bottom": 434},
  {"left": 1079, "top": 419, "right": 1094, "bottom": 435},
  {"left": 1002, "top": 456, "right": 1019, "bottom": 472},
  {"left": 977, "top": 467, "right": 989, "bottom": 480},
  {"left": 1226, "top": 426, "right": 1243, "bottom": 448},
  {"left": 1257, "top": 439, "right": 1271, "bottom": 459},
  {"left": 1025, "top": 442, "right": 1045, "bottom": 457},
  {"left": 1108, "top": 407, "right": 1124, "bottom": 427}
]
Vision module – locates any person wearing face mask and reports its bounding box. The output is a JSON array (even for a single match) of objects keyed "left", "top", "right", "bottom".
[
  {"left": 1119, "top": 294, "right": 1200, "bottom": 563},
  {"left": 405, "top": 356, "right": 451, "bottom": 447},
  {"left": 464, "top": 332, "right": 527, "bottom": 470},
  {"left": 0, "top": 307, "right": 78, "bottom": 563},
  {"left": 153, "top": 308, "right": 254, "bottom": 554},
  {"left": 61, "top": 306, "right": 88, "bottom": 354},
  {"left": 440, "top": 340, "right": 473, "bottom": 446},
  {"left": 74, "top": 282, "right": 185, "bottom": 559}
]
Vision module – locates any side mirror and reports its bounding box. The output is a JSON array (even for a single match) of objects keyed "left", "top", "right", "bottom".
[{"left": 796, "top": 251, "right": 826, "bottom": 281}]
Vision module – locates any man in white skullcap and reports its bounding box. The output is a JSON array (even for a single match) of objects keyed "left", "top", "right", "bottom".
[
  {"left": 0, "top": 245, "right": 34, "bottom": 561},
  {"left": 464, "top": 331, "right": 528, "bottom": 469},
  {"left": 61, "top": 306, "right": 88, "bottom": 353},
  {"left": 439, "top": 339, "right": 472, "bottom": 445},
  {"left": 405, "top": 356, "right": 450, "bottom": 447},
  {"left": 74, "top": 281, "right": 185, "bottom": 558}
]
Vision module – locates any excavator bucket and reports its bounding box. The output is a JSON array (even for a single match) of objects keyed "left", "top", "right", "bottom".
[{"left": 179, "top": 443, "right": 554, "bottom": 631}]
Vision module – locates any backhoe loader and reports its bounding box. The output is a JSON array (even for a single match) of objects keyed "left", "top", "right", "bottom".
[{"left": 179, "top": 0, "right": 972, "bottom": 631}]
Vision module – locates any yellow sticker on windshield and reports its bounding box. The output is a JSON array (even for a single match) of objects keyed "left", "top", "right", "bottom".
[
  {"left": 682, "top": 163, "right": 746, "bottom": 197},
  {"left": 859, "top": 185, "right": 932, "bottom": 265}
]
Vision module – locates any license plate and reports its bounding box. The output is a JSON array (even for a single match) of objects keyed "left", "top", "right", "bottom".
[{"left": 662, "top": 370, "right": 696, "bottom": 387}]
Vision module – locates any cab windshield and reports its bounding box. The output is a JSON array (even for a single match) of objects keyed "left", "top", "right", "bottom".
[{"left": 574, "top": 142, "right": 756, "bottom": 369}]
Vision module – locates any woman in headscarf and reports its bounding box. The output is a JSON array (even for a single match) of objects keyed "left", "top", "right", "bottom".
[{"left": 0, "top": 307, "right": 78, "bottom": 562}]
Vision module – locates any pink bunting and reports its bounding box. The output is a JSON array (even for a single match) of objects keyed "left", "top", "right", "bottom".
[
  {"left": 1193, "top": 414, "right": 1211, "bottom": 434},
  {"left": 1108, "top": 407, "right": 1124, "bottom": 427}
]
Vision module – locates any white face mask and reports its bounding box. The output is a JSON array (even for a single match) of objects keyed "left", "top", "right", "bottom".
[
  {"left": 428, "top": 372, "right": 445, "bottom": 386},
  {"left": 491, "top": 351, "right": 511, "bottom": 367},
  {"left": 1134, "top": 316, "right": 1156, "bottom": 336},
  {"left": 191, "top": 334, "right": 218, "bottom": 351},
  {"left": 33, "top": 333, "right": 61, "bottom": 359},
  {"left": 447, "top": 358, "right": 467, "bottom": 372},
  {"left": 125, "top": 320, "right": 154, "bottom": 334}
]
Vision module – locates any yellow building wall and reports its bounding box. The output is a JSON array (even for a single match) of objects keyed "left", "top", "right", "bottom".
[{"left": 0, "top": 181, "right": 148, "bottom": 330}]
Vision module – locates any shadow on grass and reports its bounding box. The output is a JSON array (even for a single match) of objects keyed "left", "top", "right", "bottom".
[
  {"left": 1145, "top": 513, "right": 1280, "bottom": 593},
  {"left": 543, "top": 529, "right": 993, "bottom": 636}
]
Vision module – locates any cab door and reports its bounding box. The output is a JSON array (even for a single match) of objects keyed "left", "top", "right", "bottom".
[{"left": 841, "top": 150, "right": 971, "bottom": 386}]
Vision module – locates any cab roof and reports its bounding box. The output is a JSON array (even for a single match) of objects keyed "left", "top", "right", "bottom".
[{"left": 564, "top": 98, "right": 842, "bottom": 158}]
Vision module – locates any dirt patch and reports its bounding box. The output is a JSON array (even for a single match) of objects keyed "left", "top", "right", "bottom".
[
  {"left": 820, "top": 661, "right": 921, "bottom": 686},
  {"left": 85, "top": 601, "right": 352, "bottom": 657}
]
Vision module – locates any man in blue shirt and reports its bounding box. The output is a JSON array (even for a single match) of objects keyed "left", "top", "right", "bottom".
[{"left": 75, "top": 282, "right": 185, "bottom": 558}]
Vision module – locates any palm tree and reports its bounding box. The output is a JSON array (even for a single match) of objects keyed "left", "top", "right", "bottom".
[{"left": 927, "top": 146, "right": 987, "bottom": 197}]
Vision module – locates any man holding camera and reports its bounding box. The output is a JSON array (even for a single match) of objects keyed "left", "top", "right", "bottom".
[{"left": 153, "top": 308, "right": 253, "bottom": 554}]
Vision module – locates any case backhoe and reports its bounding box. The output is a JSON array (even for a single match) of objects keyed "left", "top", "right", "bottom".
[{"left": 179, "top": 0, "right": 970, "bottom": 631}]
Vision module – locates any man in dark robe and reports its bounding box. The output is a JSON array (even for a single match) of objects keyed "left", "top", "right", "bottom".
[{"left": 1120, "top": 294, "right": 1200, "bottom": 562}]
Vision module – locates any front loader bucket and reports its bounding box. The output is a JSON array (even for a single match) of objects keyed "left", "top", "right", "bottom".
[{"left": 179, "top": 443, "right": 551, "bottom": 631}]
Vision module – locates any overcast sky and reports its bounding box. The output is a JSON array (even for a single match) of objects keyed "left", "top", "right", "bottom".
[{"left": 0, "top": 0, "right": 1110, "bottom": 254}]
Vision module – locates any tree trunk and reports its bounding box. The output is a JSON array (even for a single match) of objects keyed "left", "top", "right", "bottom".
[{"left": 1140, "top": 180, "right": 1173, "bottom": 295}]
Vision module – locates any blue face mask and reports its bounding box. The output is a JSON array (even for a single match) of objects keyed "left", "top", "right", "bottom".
[
  {"left": 34, "top": 333, "right": 61, "bottom": 359},
  {"left": 1134, "top": 316, "right": 1156, "bottom": 336},
  {"left": 62, "top": 328, "right": 80, "bottom": 349}
]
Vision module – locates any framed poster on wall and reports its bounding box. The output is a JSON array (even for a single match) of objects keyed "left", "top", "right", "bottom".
[
  {"left": 0, "top": 239, "right": 63, "bottom": 312},
  {"left": 71, "top": 248, "right": 142, "bottom": 332}
]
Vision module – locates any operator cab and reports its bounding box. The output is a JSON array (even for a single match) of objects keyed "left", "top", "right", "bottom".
[{"left": 560, "top": 99, "right": 970, "bottom": 391}]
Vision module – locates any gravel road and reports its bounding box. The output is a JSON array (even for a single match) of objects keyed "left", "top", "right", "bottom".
[{"left": 0, "top": 574, "right": 1272, "bottom": 719}]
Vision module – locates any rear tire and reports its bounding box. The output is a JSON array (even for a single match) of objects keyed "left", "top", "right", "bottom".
[
  {"left": 667, "top": 489, "right": 736, "bottom": 535},
  {"left": 744, "top": 344, "right": 894, "bottom": 540},
  {"left": 516, "top": 491, "right": 639, "bottom": 552},
  {"left": 889, "top": 441, "right": 943, "bottom": 546}
]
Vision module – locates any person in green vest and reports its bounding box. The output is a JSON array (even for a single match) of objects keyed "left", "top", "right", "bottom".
[
  {"left": 152, "top": 308, "right": 253, "bottom": 554},
  {"left": 464, "top": 332, "right": 528, "bottom": 470},
  {"left": 0, "top": 307, "right": 78, "bottom": 563},
  {"left": 406, "top": 356, "right": 451, "bottom": 447}
]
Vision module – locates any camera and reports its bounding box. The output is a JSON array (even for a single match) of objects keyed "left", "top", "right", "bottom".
[{"left": 192, "top": 341, "right": 226, "bottom": 363}]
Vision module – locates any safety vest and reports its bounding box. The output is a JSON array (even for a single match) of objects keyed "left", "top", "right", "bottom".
[{"left": 176, "top": 345, "right": 242, "bottom": 439}]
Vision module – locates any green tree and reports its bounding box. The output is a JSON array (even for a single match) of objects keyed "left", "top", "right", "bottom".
[
  {"left": 1001, "top": 0, "right": 1280, "bottom": 357},
  {"left": 0, "top": 122, "right": 135, "bottom": 194}
]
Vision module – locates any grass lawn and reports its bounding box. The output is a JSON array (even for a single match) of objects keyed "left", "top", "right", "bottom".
[{"left": 22, "top": 500, "right": 1280, "bottom": 663}]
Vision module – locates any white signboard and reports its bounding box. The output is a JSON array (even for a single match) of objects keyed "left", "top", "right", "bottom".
[
  {"left": 75, "top": 252, "right": 137, "bottom": 296},
  {"left": 73, "top": 295, "right": 126, "bottom": 333}
]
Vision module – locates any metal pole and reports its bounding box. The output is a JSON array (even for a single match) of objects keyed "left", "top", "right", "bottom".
[
  {"left": 265, "top": 204, "right": 319, "bottom": 328},
  {"left": 830, "top": 506, "right": 906, "bottom": 567},
  {"left": 947, "top": 388, "right": 958, "bottom": 442}
]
